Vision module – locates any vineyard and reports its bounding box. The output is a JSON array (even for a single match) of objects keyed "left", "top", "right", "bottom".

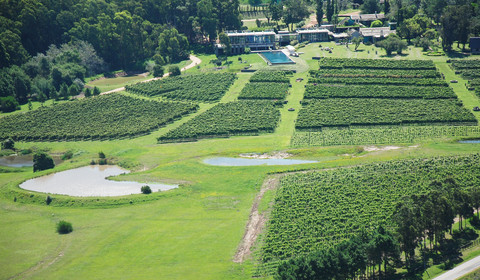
[
  {"left": 291, "top": 126, "right": 480, "bottom": 146},
  {"left": 0, "top": 94, "right": 198, "bottom": 141},
  {"left": 304, "top": 84, "right": 456, "bottom": 99},
  {"left": 317, "top": 57, "right": 436, "bottom": 69},
  {"left": 125, "top": 73, "right": 237, "bottom": 102},
  {"left": 295, "top": 99, "right": 476, "bottom": 129},
  {"left": 309, "top": 68, "right": 440, "bottom": 78},
  {"left": 293, "top": 58, "right": 477, "bottom": 146},
  {"left": 249, "top": 71, "right": 292, "bottom": 83},
  {"left": 238, "top": 82, "right": 289, "bottom": 100},
  {"left": 158, "top": 100, "right": 281, "bottom": 142},
  {"left": 450, "top": 59, "right": 480, "bottom": 95},
  {"left": 261, "top": 154, "right": 480, "bottom": 263}
]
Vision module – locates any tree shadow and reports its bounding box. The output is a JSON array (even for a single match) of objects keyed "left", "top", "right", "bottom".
[{"left": 446, "top": 51, "right": 470, "bottom": 58}]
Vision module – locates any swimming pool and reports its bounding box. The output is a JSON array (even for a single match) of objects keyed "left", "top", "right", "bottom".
[{"left": 259, "top": 51, "right": 295, "bottom": 65}]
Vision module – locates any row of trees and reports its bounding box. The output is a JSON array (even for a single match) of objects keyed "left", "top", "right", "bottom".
[{"left": 276, "top": 178, "right": 480, "bottom": 279}]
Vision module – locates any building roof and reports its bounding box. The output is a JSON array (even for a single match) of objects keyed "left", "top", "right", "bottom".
[
  {"left": 351, "top": 13, "right": 386, "bottom": 21},
  {"left": 331, "top": 33, "right": 349, "bottom": 38},
  {"left": 297, "top": 29, "right": 329, "bottom": 34},
  {"left": 360, "top": 27, "right": 395, "bottom": 38},
  {"left": 471, "top": 37, "right": 480, "bottom": 49},
  {"left": 226, "top": 31, "right": 275, "bottom": 37}
]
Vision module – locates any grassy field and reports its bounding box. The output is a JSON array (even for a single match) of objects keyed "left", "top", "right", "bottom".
[{"left": 1, "top": 42, "right": 480, "bottom": 279}]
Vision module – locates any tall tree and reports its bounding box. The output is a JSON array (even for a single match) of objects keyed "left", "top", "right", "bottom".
[
  {"left": 326, "top": 0, "right": 334, "bottom": 22},
  {"left": 316, "top": 0, "right": 324, "bottom": 26},
  {"left": 284, "top": 0, "right": 310, "bottom": 31}
]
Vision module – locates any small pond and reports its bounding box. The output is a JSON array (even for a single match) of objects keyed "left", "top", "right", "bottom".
[
  {"left": 20, "top": 165, "right": 178, "bottom": 197},
  {"left": 0, "top": 154, "right": 63, "bottom": 168},
  {"left": 203, "top": 157, "right": 318, "bottom": 166},
  {"left": 458, "top": 139, "right": 480, "bottom": 144}
]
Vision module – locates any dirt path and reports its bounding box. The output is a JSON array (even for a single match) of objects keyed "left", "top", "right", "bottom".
[
  {"left": 101, "top": 54, "right": 202, "bottom": 95},
  {"left": 233, "top": 175, "right": 281, "bottom": 263}
]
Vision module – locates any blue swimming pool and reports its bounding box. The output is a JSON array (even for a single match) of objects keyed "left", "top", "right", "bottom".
[{"left": 259, "top": 51, "right": 295, "bottom": 64}]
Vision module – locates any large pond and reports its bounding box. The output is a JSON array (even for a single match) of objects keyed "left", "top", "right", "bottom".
[
  {"left": 203, "top": 157, "right": 318, "bottom": 166},
  {"left": 20, "top": 165, "right": 178, "bottom": 197},
  {"left": 459, "top": 139, "right": 480, "bottom": 143}
]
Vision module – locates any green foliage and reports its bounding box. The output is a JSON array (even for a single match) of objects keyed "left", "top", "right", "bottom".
[
  {"left": 296, "top": 99, "right": 476, "bottom": 129},
  {"left": 141, "top": 185, "right": 152, "bottom": 194},
  {"left": 309, "top": 76, "right": 448, "bottom": 86},
  {"left": 0, "top": 94, "right": 198, "bottom": 141},
  {"left": 362, "top": 0, "right": 379, "bottom": 14},
  {"left": 310, "top": 68, "right": 440, "bottom": 78},
  {"left": 168, "top": 66, "right": 181, "bottom": 76},
  {"left": 370, "top": 19, "right": 383, "bottom": 28},
  {"left": 250, "top": 71, "right": 292, "bottom": 83},
  {"left": 157, "top": 28, "right": 190, "bottom": 63},
  {"left": 304, "top": 84, "right": 456, "bottom": 99},
  {"left": 238, "top": 82, "right": 289, "bottom": 100},
  {"left": 46, "top": 196, "right": 52, "bottom": 205},
  {"left": 376, "top": 34, "right": 408, "bottom": 55},
  {"left": 33, "top": 152, "right": 55, "bottom": 172},
  {"left": 61, "top": 150, "right": 74, "bottom": 160},
  {"left": 92, "top": 86, "right": 100, "bottom": 96},
  {"left": 159, "top": 100, "right": 281, "bottom": 142},
  {"left": 56, "top": 220, "right": 73, "bottom": 234},
  {"left": 126, "top": 73, "right": 237, "bottom": 102},
  {"left": 292, "top": 126, "right": 480, "bottom": 146},
  {"left": 153, "top": 65, "right": 164, "bottom": 78},
  {"left": 262, "top": 154, "right": 480, "bottom": 262},
  {"left": 98, "top": 151, "right": 106, "bottom": 159},
  {"left": 1, "top": 138, "right": 15, "bottom": 150},
  {"left": 0, "top": 96, "right": 20, "bottom": 113},
  {"left": 317, "top": 57, "right": 435, "bottom": 70}
]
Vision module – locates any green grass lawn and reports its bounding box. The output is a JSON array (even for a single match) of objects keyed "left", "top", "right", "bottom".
[{"left": 2, "top": 42, "right": 480, "bottom": 280}]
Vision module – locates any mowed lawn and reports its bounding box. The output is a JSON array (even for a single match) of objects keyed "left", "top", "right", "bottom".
[{"left": 1, "top": 43, "right": 480, "bottom": 279}]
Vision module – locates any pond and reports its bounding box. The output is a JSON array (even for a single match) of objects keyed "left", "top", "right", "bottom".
[
  {"left": 203, "top": 157, "right": 318, "bottom": 166},
  {"left": 0, "top": 155, "right": 34, "bottom": 167},
  {"left": 458, "top": 139, "right": 480, "bottom": 143},
  {"left": 20, "top": 165, "right": 178, "bottom": 197}
]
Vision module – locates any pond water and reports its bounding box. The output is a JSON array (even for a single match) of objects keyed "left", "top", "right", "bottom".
[
  {"left": 20, "top": 165, "right": 178, "bottom": 197},
  {"left": 0, "top": 155, "right": 33, "bottom": 167},
  {"left": 203, "top": 157, "right": 318, "bottom": 166},
  {"left": 459, "top": 139, "right": 480, "bottom": 143}
]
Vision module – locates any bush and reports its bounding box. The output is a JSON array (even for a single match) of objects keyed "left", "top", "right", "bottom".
[
  {"left": 153, "top": 65, "right": 164, "bottom": 77},
  {"left": 141, "top": 185, "right": 152, "bottom": 194},
  {"left": 168, "top": 66, "right": 181, "bottom": 76},
  {"left": 62, "top": 150, "right": 74, "bottom": 160},
  {"left": 1, "top": 138, "right": 15, "bottom": 150},
  {"left": 33, "top": 152, "right": 55, "bottom": 172},
  {"left": 98, "top": 151, "right": 105, "bottom": 159},
  {"left": 46, "top": 195, "right": 52, "bottom": 205},
  {"left": 56, "top": 220, "right": 73, "bottom": 234},
  {"left": 370, "top": 20, "right": 383, "bottom": 28},
  {"left": 98, "top": 158, "right": 107, "bottom": 165}
]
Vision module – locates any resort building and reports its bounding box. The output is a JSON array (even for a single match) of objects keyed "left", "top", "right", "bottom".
[
  {"left": 350, "top": 13, "right": 386, "bottom": 26},
  {"left": 297, "top": 29, "right": 330, "bottom": 42},
  {"left": 226, "top": 31, "right": 276, "bottom": 54},
  {"left": 360, "top": 27, "right": 396, "bottom": 43}
]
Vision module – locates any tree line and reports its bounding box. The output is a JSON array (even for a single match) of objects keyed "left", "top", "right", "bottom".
[{"left": 276, "top": 178, "right": 480, "bottom": 279}]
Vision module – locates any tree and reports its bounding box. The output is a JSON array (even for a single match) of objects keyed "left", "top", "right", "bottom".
[
  {"left": 197, "top": 0, "right": 217, "bottom": 42},
  {"left": 269, "top": 1, "right": 284, "bottom": 25},
  {"left": 93, "top": 86, "right": 101, "bottom": 96},
  {"left": 440, "top": 7, "right": 457, "bottom": 51},
  {"left": 376, "top": 34, "right": 407, "bottom": 55},
  {"left": 398, "top": 14, "right": 430, "bottom": 43},
  {"left": 168, "top": 65, "right": 181, "bottom": 76},
  {"left": 316, "top": 0, "right": 324, "bottom": 26},
  {"left": 33, "top": 152, "right": 55, "bottom": 172},
  {"left": 67, "top": 83, "right": 80, "bottom": 97},
  {"left": 218, "top": 32, "right": 231, "bottom": 56},
  {"left": 141, "top": 185, "right": 152, "bottom": 194},
  {"left": 362, "top": 0, "right": 379, "bottom": 14},
  {"left": 153, "top": 65, "right": 164, "bottom": 77},
  {"left": 284, "top": 0, "right": 310, "bottom": 32},
  {"left": 326, "top": 0, "right": 334, "bottom": 22},
  {"left": 0, "top": 96, "right": 20, "bottom": 113},
  {"left": 352, "top": 36, "right": 364, "bottom": 51},
  {"left": 157, "top": 28, "right": 189, "bottom": 63},
  {"left": 370, "top": 19, "right": 383, "bottom": 27},
  {"left": 384, "top": 0, "right": 390, "bottom": 14},
  {"left": 393, "top": 198, "right": 423, "bottom": 268},
  {"left": 1, "top": 138, "right": 15, "bottom": 150},
  {"left": 84, "top": 87, "right": 92, "bottom": 97}
]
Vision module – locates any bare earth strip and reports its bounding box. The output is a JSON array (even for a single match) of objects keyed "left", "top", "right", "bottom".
[
  {"left": 234, "top": 175, "right": 281, "bottom": 263},
  {"left": 101, "top": 54, "right": 202, "bottom": 95}
]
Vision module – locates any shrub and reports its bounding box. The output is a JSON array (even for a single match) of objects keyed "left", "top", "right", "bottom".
[
  {"left": 93, "top": 86, "right": 101, "bottom": 96},
  {"left": 46, "top": 195, "right": 52, "bottom": 205},
  {"left": 98, "top": 151, "right": 105, "bottom": 159},
  {"left": 153, "top": 65, "right": 164, "bottom": 77},
  {"left": 33, "top": 152, "right": 55, "bottom": 172},
  {"left": 90, "top": 159, "right": 96, "bottom": 165},
  {"left": 62, "top": 150, "right": 74, "bottom": 160},
  {"left": 141, "top": 185, "right": 152, "bottom": 194},
  {"left": 1, "top": 138, "right": 15, "bottom": 150},
  {"left": 56, "top": 220, "right": 73, "bottom": 234},
  {"left": 98, "top": 158, "right": 107, "bottom": 165},
  {"left": 168, "top": 66, "right": 181, "bottom": 76}
]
